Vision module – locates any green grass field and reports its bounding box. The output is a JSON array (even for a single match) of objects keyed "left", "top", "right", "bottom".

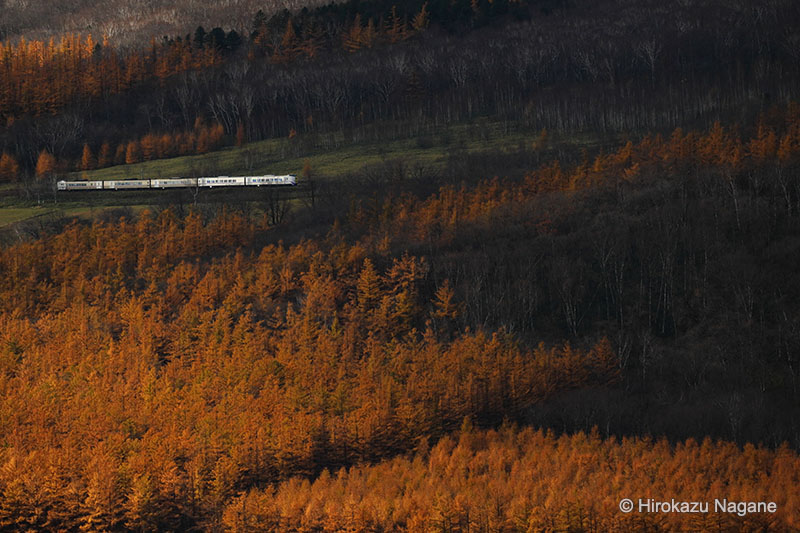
[
  {"left": 66, "top": 131, "right": 427, "bottom": 182},
  {"left": 0, "top": 207, "right": 47, "bottom": 227},
  {"left": 67, "top": 119, "right": 594, "bottom": 182}
]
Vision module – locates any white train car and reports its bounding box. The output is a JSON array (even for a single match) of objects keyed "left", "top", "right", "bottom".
[
  {"left": 151, "top": 178, "right": 198, "bottom": 188},
  {"left": 246, "top": 175, "right": 297, "bottom": 186},
  {"left": 57, "top": 180, "right": 104, "bottom": 191},
  {"left": 104, "top": 180, "right": 151, "bottom": 190},
  {"left": 198, "top": 176, "right": 246, "bottom": 187}
]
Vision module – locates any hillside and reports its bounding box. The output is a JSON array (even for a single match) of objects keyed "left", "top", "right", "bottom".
[
  {"left": 1, "top": 0, "right": 800, "bottom": 531},
  {"left": 2, "top": 108, "right": 800, "bottom": 529}
]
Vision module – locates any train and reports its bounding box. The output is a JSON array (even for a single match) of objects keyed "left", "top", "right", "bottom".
[{"left": 57, "top": 174, "right": 297, "bottom": 191}]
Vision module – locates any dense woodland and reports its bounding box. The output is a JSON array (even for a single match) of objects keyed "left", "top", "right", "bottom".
[
  {"left": 1, "top": 104, "right": 800, "bottom": 529},
  {"left": 2, "top": 0, "right": 800, "bottom": 531}
]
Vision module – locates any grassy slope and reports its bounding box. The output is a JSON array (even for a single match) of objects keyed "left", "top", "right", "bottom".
[
  {"left": 0, "top": 207, "right": 46, "bottom": 226},
  {"left": 70, "top": 136, "right": 444, "bottom": 182},
  {"left": 67, "top": 120, "right": 592, "bottom": 182}
]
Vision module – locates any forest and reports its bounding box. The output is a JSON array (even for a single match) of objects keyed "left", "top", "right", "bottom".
[
  {"left": 1, "top": 0, "right": 800, "bottom": 531},
  {"left": 1, "top": 106, "right": 800, "bottom": 530}
]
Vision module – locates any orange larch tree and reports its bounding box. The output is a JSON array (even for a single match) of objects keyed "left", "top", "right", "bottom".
[
  {"left": 125, "top": 141, "right": 141, "bottom": 164},
  {"left": 343, "top": 14, "right": 364, "bottom": 53},
  {"left": 80, "top": 144, "right": 96, "bottom": 171},
  {"left": 0, "top": 152, "right": 20, "bottom": 182},
  {"left": 140, "top": 134, "right": 159, "bottom": 161},
  {"left": 35, "top": 149, "right": 56, "bottom": 180},
  {"left": 114, "top": 143, "right": 127, "bottom": 165},
  {"left": 97, "top": 142, "right": 113, "bottom": 168}
]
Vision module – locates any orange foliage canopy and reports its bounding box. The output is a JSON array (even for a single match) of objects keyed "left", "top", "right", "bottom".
[
  {"left": 0, "top": 152, "right": 19, "bottom": 181},
  {"left": 0, "top": 34, "right": 220, "bottom": 121},
  {"left": 1, "top": 107, "right": 800, "bottom": 530},
  {"left": 0, "top": 207, "right": 617, "bottom": 530},
  {"left": 224, "top": 425, "right": 800, "bottom": 532},
  {"left": 352, "top": 105, "right": 800, "bottom": 246}
]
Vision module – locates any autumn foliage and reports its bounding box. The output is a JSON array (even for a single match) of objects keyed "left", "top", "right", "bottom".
[
  {"left": 0, "top": 207, "right": 619, "bottom": 530},
  {"left": 0, "top": 34, "right": 222, "bottom": 121},
  {"left": 346, "top": 105, "right": 800, "bottom": 245},
  {"left": 0, "top": 3, "right": 432, "bottom": 124},
  {"left": 0, "top": 152, "right": 19, "bottom": 182},
  {"left": 77, "top": 121, "right": 226, "bottom": 172},
  {"left": 223, "top": 425, "right": 800, "bottom": 532},
  {"left": 1, "top": 105, "right": 800, "bottom": 530},
  {"left": 34, "top": 149, "right": 56, "bottom": 179}
]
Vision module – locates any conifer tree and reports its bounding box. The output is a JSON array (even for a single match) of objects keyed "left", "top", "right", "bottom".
[
  {"left": 80, "top": 143, "right": 96, "bottom": 171},
  {"left": 35, "top": 149, "right": 56, "bottom": 180},
  {"left": 0, "top": 152, "right": 20, "bottom": 182},
  {"left": 412, "top": 3, "right": 430, "bottom": 32},
  {"left": 125, "top": 141, "right": 141, "bottom": 164},
  {"left": 97, "top": 142, "right": 113, "bottom": 168}
]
